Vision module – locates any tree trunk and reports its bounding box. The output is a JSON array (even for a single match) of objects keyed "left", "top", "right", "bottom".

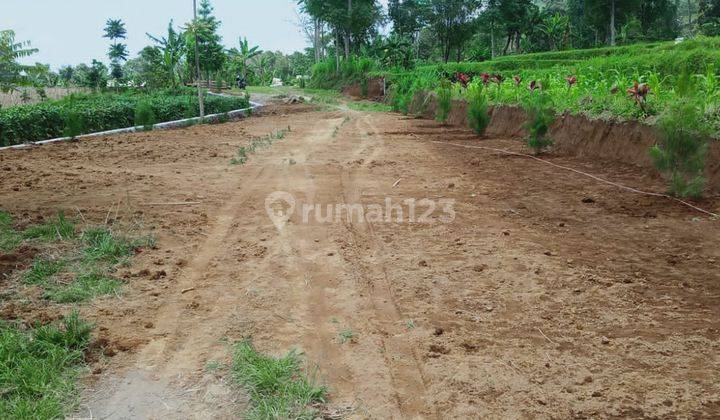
[
  {"left": 687, "top": 0, "right": 692, "bottom": 26},
  {"left": 335, "top": 35, "right": 340, "bottom": 72},
  {"left": 443, "top": 39, "right": 451, "bottom": 63},
  {"left": 491, "top": 25, "right": 495, "bottom": 59},
  {"left": 314, "top": 19, "right": 321, "bottom": 63},
  {"left": 610, "top": 0, "right": 616, "bottom": 46},
  {"left": 503, "top": 33, "right": 512, "bottom": 55},
  {"left": 344, "top": 0, "right": 352, "bottom": 60}
]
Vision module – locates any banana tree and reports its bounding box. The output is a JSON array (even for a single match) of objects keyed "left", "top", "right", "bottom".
[
  {"left": 147, "top": 21, "right": 186, "bottom": 88},
  {"left": 229, "top": 37, "right": 262, "bottom": 79}
]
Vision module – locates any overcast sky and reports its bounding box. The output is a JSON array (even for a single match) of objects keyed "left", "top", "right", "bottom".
[{"left": 2, "top": 0, "right": 386, "bottom": 69}]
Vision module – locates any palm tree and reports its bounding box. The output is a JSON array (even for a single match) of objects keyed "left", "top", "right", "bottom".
[
  {"left": 147, "top": 20, "right": 186, "bottom": 88},
  {"left": 103, "top": 19, "right": 128, "bottom": 84},
  {"left": 0, "top": 30, "right": 38, "bottom": 93},
  {"left": 232, "top": 37, "right": 262, "bottom": 79},
  {"left": 103, "top": 19, "right": 127, "bottom": 40}
]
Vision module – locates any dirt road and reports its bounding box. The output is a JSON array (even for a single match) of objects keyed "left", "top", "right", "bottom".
[{"left": 1, "top": 100, "right": 720, "bottom": 418}]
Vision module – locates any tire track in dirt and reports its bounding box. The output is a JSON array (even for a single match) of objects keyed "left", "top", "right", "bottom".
[{"left": 332, "top": 113, "right": 438, "bottom": 418}]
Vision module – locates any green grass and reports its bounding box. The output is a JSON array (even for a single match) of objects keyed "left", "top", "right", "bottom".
[
  {"left": 22, "top": 213, "right": 76, "bottom": 242},
  {"left": 81, "top": 227, "right": 144, "bottom": 265},
  {"left": 231, "top": 340, "right": 327, "bottom": 419},
  {"left": 44, "top": 270, "right": 121, "bottom": 303},
  {"left": 346, "top": 101, "right": 392, "bottom": 112},
  {"left": 0, "top": 312, "right": 93, "bottom": 419},
  {"left": 23, "top": 258, "right": 67, "bottom": 285},
  {"left": 338, "top": 329, "right": 356, "bottom": 344},
  {"left": 0, "top": 211, "right": 22, "bottom": 252}
]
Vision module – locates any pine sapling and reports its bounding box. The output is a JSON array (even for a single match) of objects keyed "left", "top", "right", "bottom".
[
  {"left": 523, "top": 91, "right": 555, "bottom": 154},
  {"left": 467, "top": 83, "right": 491, "bottom": 136}
]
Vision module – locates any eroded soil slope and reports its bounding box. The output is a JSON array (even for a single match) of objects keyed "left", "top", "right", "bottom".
[{"left": 1, "top": 101, "right": 719, "bottom": 418}]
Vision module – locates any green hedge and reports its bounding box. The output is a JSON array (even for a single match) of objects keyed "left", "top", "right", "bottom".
[{"left": 0, "top": 89, "right": 249, "bottom": 146}]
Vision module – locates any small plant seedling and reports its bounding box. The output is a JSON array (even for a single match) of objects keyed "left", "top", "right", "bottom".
[
  {"left": 204, "top": 360, "right": 222, "bottom": 372},
  {"left": 339, "top": 329, "right": 356, "bottom": 344},
  {"left": 405, "top": 319, "right": 416, "bottom": 330}
]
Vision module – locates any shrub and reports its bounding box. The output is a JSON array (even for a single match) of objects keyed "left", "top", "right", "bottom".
[
  {"left": 523, "top": 91, "right": 555, "bottom": 154},
  {"left": 0, "top": 90, "right": 249, "bottom": 146},
  {"left": 435, "top": 82, "right": 452, "bottom": 123},
  {"left": 650, "top": 100, "right": 710, "bottom": 198},
  {"left": 62, "top": 111, "right": 86, "bottom": 139},
  {"left": 467, "top": 83, "right": 491, "bottom": 136},
  {"left": 134, "top": 101, "right": 156, "bottom": 131}
]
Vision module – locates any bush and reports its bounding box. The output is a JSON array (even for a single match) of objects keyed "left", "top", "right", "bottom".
[
  {"left": 62, "top": 111, "right": 86, "bottom": 139},
  {"left": 523, "top": 91, "right": 555, "bottom": 154},
  {"left": 0, "top": 89, "right": 249, "bottom": 146},
  {"left": 650, "top": 100, "right": 710, "bottom": 198},
  {"left": 134, "top": 101, "right": 156, "bottom": 131},
  {"left": 435, "top": 82, "right": 453, "bottom": 123},
  {"left": 467, "top": 83, "right": 491, "bottom": 135}
]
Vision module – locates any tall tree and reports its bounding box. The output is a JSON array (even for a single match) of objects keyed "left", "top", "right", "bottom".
[
  {"left": 425, "top": 0, "right": 480, "bottom": 62},
  {"left": 103, "top": 19, "right": 128, "bottom": 83},
  {"left": 185, "top": 0, "right": 226, "bottom": 86}
]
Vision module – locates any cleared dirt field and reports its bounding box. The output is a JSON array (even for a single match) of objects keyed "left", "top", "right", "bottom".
[{"left": 1, "top": 99, "right": 720, "bottom": 418}]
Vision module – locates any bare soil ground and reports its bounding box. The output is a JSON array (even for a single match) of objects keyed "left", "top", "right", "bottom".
[{"left": 1, "top": 99, "right": 720, "bottom": 419}]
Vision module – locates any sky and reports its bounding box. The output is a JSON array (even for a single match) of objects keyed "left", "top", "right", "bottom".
[{"left": 1, "top": 0, "right": 387, "bottom": 70}]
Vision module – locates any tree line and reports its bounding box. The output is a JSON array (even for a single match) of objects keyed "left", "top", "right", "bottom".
[{"left": 299, "top": 0, "right": 720, "bottom": 65}]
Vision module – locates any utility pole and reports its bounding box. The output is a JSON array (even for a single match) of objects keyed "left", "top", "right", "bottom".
[{"left": 193, "top": 0, "right": 205, "bottom": 118}]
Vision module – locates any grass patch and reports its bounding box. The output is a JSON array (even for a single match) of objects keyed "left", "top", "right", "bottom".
[
  {"left": 44, "top": 270, "right": 121, "bottom": 304},
  {"left": 232, "top": 340, "right": 327, "bottom": 419},
  {"left": 0, "top": 312, "right": 93, "bottom": 419},
  {"left": 346, "top": 101, "right": 392, "bottom": 112},
  {"left": 0, "top": 211, "right": 22, "bottom": 252},
  {"left": 23, "top": 258, "right": 67, "bottom": 285},
  {"left": 230, "top": 128, "right": 291, "bottom": 166},
  {"left": 81, "top": 227, "right": 145, "bottom": 265},
  {"left": 22, "top": 213, "right": 76, "bottom": 242}
]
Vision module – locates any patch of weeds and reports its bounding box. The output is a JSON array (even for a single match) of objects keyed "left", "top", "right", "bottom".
[
  {"left": 205, "top": 360, "right": 222, "bottom": 373},
  {"left": 231, "top": 340, "right": 327, "bottom": 420},
  {"left": 347, "top": 101, "right": 392, "bottom": 112},
  {"left": 339, "top": 329, "right": 356, "bottom": 344},
  {"left": 0, "top": 210, "right": 22, "bottom": 252},
  {"left": 405, "top": 319, "right": 416, "bottom": 330},
  {"left": 215, "top": 112, "right": 231, "bottom": 124},
  {"left": 230, "top": 127, "right": 292, "bottom": 166},
  {"left": 231, "top": 147, "right": 249, "bottom": 165},
  {"left": 23, "top": 257, "right": 67, "bottom": 285},
  {"left": 22, "top": 213, "right": 76, "bottom": 242},
  {"left": 44, "top": 270, "right": 121, "bottom": 303},
  {"left": 81, "top": 227, "right": 146, "bottom": 265},
  {"left": 0, "top": 311, "right": 93, "bottom": 419}
]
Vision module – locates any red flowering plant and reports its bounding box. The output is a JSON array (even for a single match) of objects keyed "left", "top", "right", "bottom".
[
  {"left": 528, "top": 80, "right": 542, "bottom": 92},
  {"left": 481, "top": 73, "right": 491, "bottom": 86},
  {"left": 456, "top": 72, "right": 471, "bottom": 88},
  {"left": 565, "top": 75, "right": 577, "bottom": 89},
  {"left": 627, "top": 81, "right": 651, "bottom": 114},
  {"left": 513, "top": 75, "right": 522, "bottom": 86}
]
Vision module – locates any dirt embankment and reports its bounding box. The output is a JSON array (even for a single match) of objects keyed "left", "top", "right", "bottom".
[
  {"left": 342, "top": 77, "right": 385, "bottom": 100},
  {"left": 344, "top": 86, "right": 720, "bottom": 194}
]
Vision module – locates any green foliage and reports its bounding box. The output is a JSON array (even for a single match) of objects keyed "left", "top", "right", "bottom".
[
  {"left": 62, "top": 111, "right": 86, "bottom": 139},
  {"left": 134, "top": 101, "right": 156, "bottom": 131},
  {"left": 44, "top": 270, "right": 121, "bottom": 303},
  {"left": 0, "top": 89, "right": 249, "bottom": 146},
  {"left": 231, "top": 340, "right": 327, "bottom": 419},
  {"left": 523, "top": 91, "right": 555, "bottom": 154},
  {"left": 435, "top": 82, "right": 452, "bottom": 123},
  {"left": 650, "top": 100, "right": 710, "bottom": 198},
  {"left": 23, "top": 258, "right": 67, "bottom": 285},
  {"left": 309, "top": 56, "right": 377, "bottom": 89},
  {"left": 22, "top": 213, "right": 76, "bottom": 242},
  {"left": 0, "top": 312, "right": 92, "bottom": 419},
  {"left": 0, "top": 211, "right": 21, "bottom": 252},
  {"left": 467, "top": 83, "right": 491, "bottom": 135},
  {"left": 81, "top": 227, "right": 147, "bottom": 265}
]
